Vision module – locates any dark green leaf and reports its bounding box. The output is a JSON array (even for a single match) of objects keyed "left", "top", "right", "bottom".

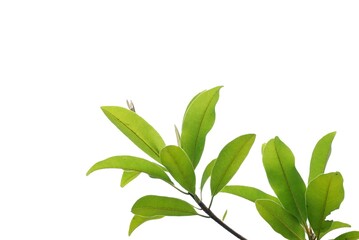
[
  {"left": 334, "top": 231, "right": 359, "bottom": 240},
  {"left": 120, "top": 171, "right": 140, "bottom": 187},
  {"left": 86, "top": 156, "right": 173, "bottom": 185},
  {"left": 128, "top": 215, "right": 163, "bottom": 236},
  {"left": 308, "top": 132, "right": 336, "bottom": 183},
  {"left": 200, "top": 159, "right": 216, "bottom": 192},
  {"left": 221, "top": 185, "right": 280, "bottom": 204},
  {"left": 256, "top": 200, "right": 305, "bottom": 240},
  {"left": 131, "top": 195, "right": 197, "bottom": 217},
  {"left": 181, "top": 86, "right": 222, "bottom": 168},
  {"left": 101, "top": 106, "right": 165, "bottom": 162},
  {"left": 262, "top": 137, "right": 307, "bottom": 224},
  {"left": 306, "top": 172, "right": 344, "bottom": 237},
  {"left": 319, "top": 221, "right": 351, "bottom": 239},
  {"left": 211, "top": 134, "right": 256, "bottom": 197},
  {"left": 160, "top": 145, "right": 196, "bottom": 194}
]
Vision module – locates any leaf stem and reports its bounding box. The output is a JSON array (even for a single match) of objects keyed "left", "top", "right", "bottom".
[
  {"left": 190, "top": 193, "right": 248, "bottom": 240},
  {"left": 208, "top": 196, "right": 214, "bottom": 209}
]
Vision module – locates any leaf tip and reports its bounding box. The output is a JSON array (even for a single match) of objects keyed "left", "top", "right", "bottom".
[{"left": 86, "top": 168, "right": 93, "bottom": 176}]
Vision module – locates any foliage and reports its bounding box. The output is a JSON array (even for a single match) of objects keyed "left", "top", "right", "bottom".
[
  {"left": 223, "top": 132, "right": 358, "bottom": 239},
  {"left": 87, "top": 86, "right": 357, "bottom": 240}
]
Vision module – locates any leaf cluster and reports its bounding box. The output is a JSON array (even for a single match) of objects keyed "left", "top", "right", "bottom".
[
  {"left": 222, "top": 132, "right": 359, "bottom": 240},
  {"left": 87, "top": 86, "right": 358, "bottom": 240}
]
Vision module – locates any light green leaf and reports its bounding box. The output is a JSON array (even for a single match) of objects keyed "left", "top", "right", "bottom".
[
  {"left": 86, "top": 156, "right": 173, "bottom": 185},
  {"left": 181, "top": 86, "right": 222, "bottom": 168},
  {"left": 200, "top": 159, "right": 216, "bottom": 192},
  {"left": 174, "top": 125, "right": 181, "bottom": 147},
  {"left": 262, "top": 137, "right": 307, "bottom": 224},
  {"left": 101, "top": 106, "right": 165, "bottom": 162},
  {"left": 319, "top": 221, "right": 351, "bottom": 239},
  {"left": 261, "top": 143, "right": 267, "bottom": 155},
  {"left": 160, "top": 145, "right": 196, "bottom": 194},
  {"left": 128, "top": 215, "right": 163, "bottom": 236},
  {"left": 308, "top": 132, "right": 336, "bottom": 183},
  {"left": 256, "top": 200, "right": 305, "bottom": 240},
  {"left": 221, "top": 185, "right": 280, "bottom": 204},
  {"left": 306, "top": 172, "right": 344, "bottom": 237},
  {"left": 211, "top": 134, "right": 256, "bottom": 197},
  {"left": 334, "top": 231, "right": 359, "bottom": 240},
  {"left": 131, "top": 195, "right": 197, "bottom": 217},
  {"left": 120, "top": 171, "right": 140, "bottom": 187}
]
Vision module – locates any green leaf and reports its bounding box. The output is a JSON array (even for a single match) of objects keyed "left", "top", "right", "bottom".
[
  {"left": 120, "top": 171, "right": 140, "bottom": 187},
  {"left": 308, "top": 132, "right": 336, "bottom": 183},
  {"left": 222, "top": 209, "right": 228, "bottom": 221},
  {"left": 128, "top": 215, "right": 163, "bottom": 236},
  {"left": 200, "top": 159, "right": 216, "bottom": 192},
  {"left": 160, "top": 145, "right": 196, "bottom": 194},
  {"left": 211, "top": 134, "right": 256, "bottom": 197},
  {"left": 131, "top": 195, "right": 197, "bottom": 217},
  {"left": 181, "top": 86, "right": 222, "bottom": 168},
  {"left": 255, "top": 200, "right": 305, "bottom": 240},
  {"left": 101, "top": 106, "right": 165, "bottom": 162},
  {"left": 221, "top": 185, "right": 280, "bottom": 204},
  {"left": 86, "top": 156, "right": 173, "bottom": 185},
  {"left": 319, "top": 221, "right": 351, "bottom": 239},
  {"left": 334, "top": 231, "right": 359, "bottom": 240},
  {"left": 306, "top": 172, "right": 344, "bottom": 237},
  {"left": 262, "top": 137, "right": 307, "bottom": 224},
  {"left": 174, "top": 125, "right": 181, "bottom": 147}
]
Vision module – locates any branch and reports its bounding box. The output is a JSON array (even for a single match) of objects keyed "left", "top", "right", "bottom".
[{"left": 190, "top": 194, "right": 248, "bottom": 240}]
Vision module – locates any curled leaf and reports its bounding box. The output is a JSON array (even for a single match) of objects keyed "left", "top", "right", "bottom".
[
  {"left": 120, "top": 171, "right": 140, "bottom": 188},
  {"left": 128, "top": 215, "right": 163, "bottom": 236},
  {"left": 200, "top": 159, "right": 216, "bottom": 192},
  {"left": 86, "top": 156, "right": 173, "bottom": 185}
]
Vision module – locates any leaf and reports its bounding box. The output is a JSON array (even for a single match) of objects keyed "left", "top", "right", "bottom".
[
  {"left": 181, "top": 86, "right": 222, "bottom": 168},
  {"left": 86, "top": 156, "right": 173, "bottom": 185},
  {"left": 120, "top": 171, "right": 140, "bottom": 187},
  {"left": 174, "top": 125, "right": 181, "bottom": 147},
  {"left": 222, "top": 210, "right": 228, "bottom": 221},
  {"left": 160, "top": 145, "right": 196, "bottom": 194},
  {"left": 262, "top": 137, "right": 307, "bottom": 224},
  {"left": 308, "top": 132, "right": 336, "bottom": 183},
  {"left": 200, "top": 159, "right": 216, "bottom": 192},
  {"left": 128, "top": 215, "right": 163, "bottom": 236},
  {"left": 101, "top": 106, "right": 165, "bottom": 162},
  {"left": 211, "top": 134, "right": 256, "bottom": 196},
  {"left": 131, "top": 195, "right": 197, "bottom": 217},
  {"left": 221, "top": 185, "right": 280, "bottom": 204},
  {"left": 319, "top": 221, "right": 351, "bottom": 239},
  {"left": 255, "top": 200, "right": 305, "bottom": 240},
  {"left": 334, "top": 231, "right": 359, "bottom": 240},
  {"left": 306, "top": 172, "right": 344, "bottom": 237}
]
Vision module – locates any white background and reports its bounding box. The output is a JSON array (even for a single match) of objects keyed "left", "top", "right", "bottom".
[{"left": 1, "top": 1, "right": 359, "bottom": 239}]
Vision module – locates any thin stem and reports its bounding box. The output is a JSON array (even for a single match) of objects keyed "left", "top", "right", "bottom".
[
  {"left": 208, "top": 196, "right": 214, "bottom": 209},
  {"left": 190, "top": 193, "right": 248, "bottom": 240},
  {"left": 171, "top": 184, "right": 189, "bottom": 195}
]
